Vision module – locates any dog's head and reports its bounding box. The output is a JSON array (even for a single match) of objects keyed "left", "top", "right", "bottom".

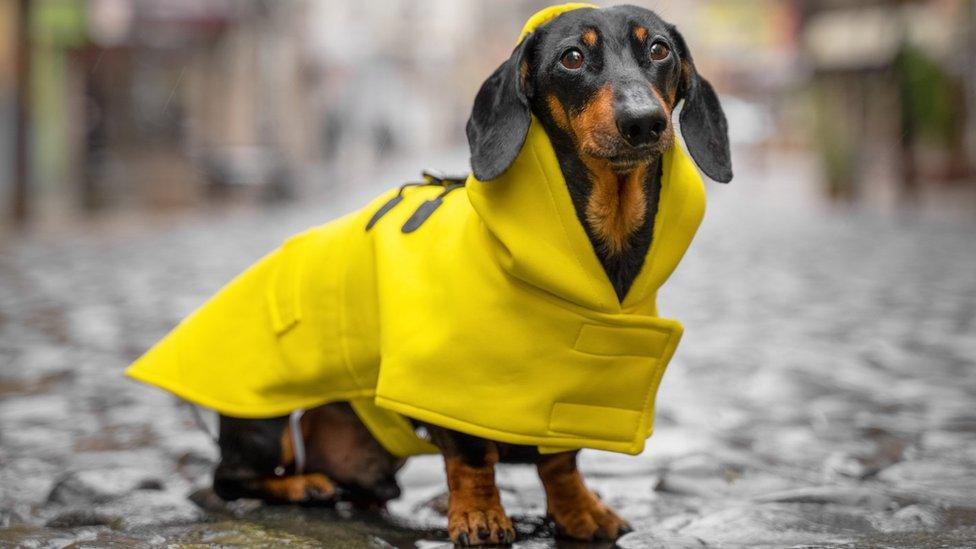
[{"left": 466, "top": 5, "right": 732, "bottom": 184}]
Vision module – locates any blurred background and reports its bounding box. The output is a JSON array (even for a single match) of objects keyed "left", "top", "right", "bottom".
[
  {"left": 2, "top": 1, "right": 976, "bottom": 547},
  {"left": 1, "top": 0, "right": 974, "bottom": 230}
]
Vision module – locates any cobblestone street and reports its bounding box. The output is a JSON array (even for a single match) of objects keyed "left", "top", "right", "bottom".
[{"left": 2, "top": 154, "right": 976, "bottom": 548}]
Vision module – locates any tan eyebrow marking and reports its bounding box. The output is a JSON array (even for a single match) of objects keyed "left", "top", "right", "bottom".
[
  {"left": 582, "top": 28, "right": 598, "bottom": 47},
  {"left": 634, "top": 26, "right": 648, "bottom": 42}
]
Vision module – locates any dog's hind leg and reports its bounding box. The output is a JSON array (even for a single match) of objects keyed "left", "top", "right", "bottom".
[
  {"left": 212, "top": 403, "right": 403, "bottom": 506},
  {"left": 299, "top": 403, "right": 405, "bottom": 505},
  {"left": 212, "top": 413, "right": 340, "bottom": 504}
]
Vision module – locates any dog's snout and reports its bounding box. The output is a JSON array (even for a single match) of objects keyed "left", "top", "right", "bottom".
[
  {"left": 616, "top": 104, "right": 668, "bottom": 147},
  {"left": 614, "top": 84, "right": 668, "bottom": 147}
]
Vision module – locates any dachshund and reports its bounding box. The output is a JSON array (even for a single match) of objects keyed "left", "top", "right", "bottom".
[{"left": 209, "top": 5, "right": 731, "bottom": 546}]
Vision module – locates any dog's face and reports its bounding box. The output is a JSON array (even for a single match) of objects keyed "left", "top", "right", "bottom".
[
  {"left": 467, "top": 5, "right": 732, "bottom": 185},
  {"left": 529, "top": 6, "right": 681, "bottom": 173}
]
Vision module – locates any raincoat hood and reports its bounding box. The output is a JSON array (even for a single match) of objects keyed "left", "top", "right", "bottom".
[{"left": 126, "top": 3, "right": 706, "bottom": 457}]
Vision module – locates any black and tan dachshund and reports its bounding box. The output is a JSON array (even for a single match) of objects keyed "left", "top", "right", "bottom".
[{"left": 211, "top": 5, "right": 731, "bottom": 545}]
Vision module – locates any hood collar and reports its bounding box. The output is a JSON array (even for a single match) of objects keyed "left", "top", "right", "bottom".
[{"left": 466, "top": 117, "right": 704, "bottom": 314}]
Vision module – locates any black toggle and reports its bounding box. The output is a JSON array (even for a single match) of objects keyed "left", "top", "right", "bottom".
[
  {"left": 365, "top": 181, "right": 429, "bottom": 231},
  {"left": 401, "top": 198, "right": 443, "bottom": 233},
  {"left": 401, "top": 183, "right": 465, "bottom": 233},
  {"left": 365, "top": 194, "right": 404, "bottom": 230}
]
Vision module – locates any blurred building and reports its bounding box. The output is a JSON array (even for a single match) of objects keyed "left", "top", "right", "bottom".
[
  {"left": 800, "top": 0, "right": 976, "bottom": 207},
  {"left": 301, "top": 0, "right": 554, "bottom": 173},
  {"left": 0, "top": 0, "right": 562, "bottom": 229},
  {"left": 1, "top": 0, "right": 973, "bottom": 231},
  {"left": 1, "top": 0, "right": 315, "bottom": 225}
]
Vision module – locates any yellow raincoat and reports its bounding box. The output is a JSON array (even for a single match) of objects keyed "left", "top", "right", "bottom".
[{"left": 127, "top": 3, "right": 706, "bottom": 458}]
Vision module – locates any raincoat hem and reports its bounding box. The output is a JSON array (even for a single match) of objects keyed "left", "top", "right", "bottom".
[
  {"left": 125, "top": 367, "right": 374, "bottom": 419},
  {"left": 374, "top": 396, "right": 646, "bottom": 455}
]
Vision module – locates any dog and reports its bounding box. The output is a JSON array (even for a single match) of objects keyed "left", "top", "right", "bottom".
[{"left": 131, "top": 4, "right": 731, "bottom": 546}]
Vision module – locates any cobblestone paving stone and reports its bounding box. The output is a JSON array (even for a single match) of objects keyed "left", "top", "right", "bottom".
[{"left": 1, "top": 155, "right": 976, "bottom": 547}]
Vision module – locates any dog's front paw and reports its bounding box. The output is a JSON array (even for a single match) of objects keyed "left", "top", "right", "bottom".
[
  {"left": 549, "top": 490, "right": 631, "bottom": 541},
  {"left": 448, "top": 500, "right": 516, "bottom": 546}
]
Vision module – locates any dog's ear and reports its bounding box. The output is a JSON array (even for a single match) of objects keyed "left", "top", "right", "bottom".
[
  {"left": 669, "top": 26, "right": 733, "bottom": 183},
  {"left": 466, "top": 33, "right": 537, "bottom": 181}
]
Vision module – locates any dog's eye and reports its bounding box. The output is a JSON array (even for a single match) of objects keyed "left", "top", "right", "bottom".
[
  {"left": 649, "top": 41, "right": 670, "bottom": 61},
  {"left": 560, "top": 49, "right": 584, "bottom": 70}
]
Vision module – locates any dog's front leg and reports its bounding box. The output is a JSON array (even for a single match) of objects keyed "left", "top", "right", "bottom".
[
  {"left": 536, "top": 451, "right": 632, "bottom": 541},
  {"left": 428, "top": 428, "right": 516, "bottom": 546}
]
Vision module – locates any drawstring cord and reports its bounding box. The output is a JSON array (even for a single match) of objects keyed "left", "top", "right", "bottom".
[{"left": 289, "top": 409, "right": 306, "bottom": 475}]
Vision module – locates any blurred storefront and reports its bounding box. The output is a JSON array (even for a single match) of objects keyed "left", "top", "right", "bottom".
[
  {"left": 800, "top": 0, "right": 976, "bottom": 208},
  {"left": 1, "top": 0, "right": 313, "bottom": 228}
]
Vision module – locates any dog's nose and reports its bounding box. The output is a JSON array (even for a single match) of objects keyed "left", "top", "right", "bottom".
[{"left": 616, "top": 106, "right": 668, "bottom": 147}]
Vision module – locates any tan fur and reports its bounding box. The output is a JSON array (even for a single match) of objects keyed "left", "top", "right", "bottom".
[
  {"left": 445, "top": 446, "right": 515, "bottom": 545},
  {"left": 583, "top": 159, "right": 649, "bottom": 256},
  {"left": 547, "top": 84, "right": 653, "bottom": 255},
  {"left": 537, "top": 454, "right": 630, "bottom": 540},
  {"left": 572, "top": 84, "right": 618, "bottom": 157},
  {"left": 582, "top": 28, "right": 598, "bottom": 47},
  {"left": 634, "top": 26, "right": 648, "bottom": 43},
  {"left": 250, "top": 473, "right": 336, "bottom": 502},
  {"left": 547, "top": 94, "right": 571, "bottom": 132}
]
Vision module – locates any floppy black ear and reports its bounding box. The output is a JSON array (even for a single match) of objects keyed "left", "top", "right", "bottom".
[
  {"left": 669, "top": 27, "right": 733, "bottom": 183},
  {"left": 466, "top": 34, "right": 536, "bottom": 181}
]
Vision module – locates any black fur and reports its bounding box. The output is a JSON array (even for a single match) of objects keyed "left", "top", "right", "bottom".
[
  {"left": 425, "top": 423, "right": 544, "bottom": 465},
  {"left": 466, "top": 34, "right": 536, "bottom": 181},
  {"left": 467, "top": 5, "right": 732, "bottom": 184},
  {"left": 668, "top": 25, "right": 733, "bottom": 183},
  {"left": 213, "top": 415, "right": 288, "bottom": 500}
]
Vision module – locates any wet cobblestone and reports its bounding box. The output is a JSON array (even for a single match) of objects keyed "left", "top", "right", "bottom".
[{"left": 2, "top": 155, "right": 976, "bottom": 547}]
